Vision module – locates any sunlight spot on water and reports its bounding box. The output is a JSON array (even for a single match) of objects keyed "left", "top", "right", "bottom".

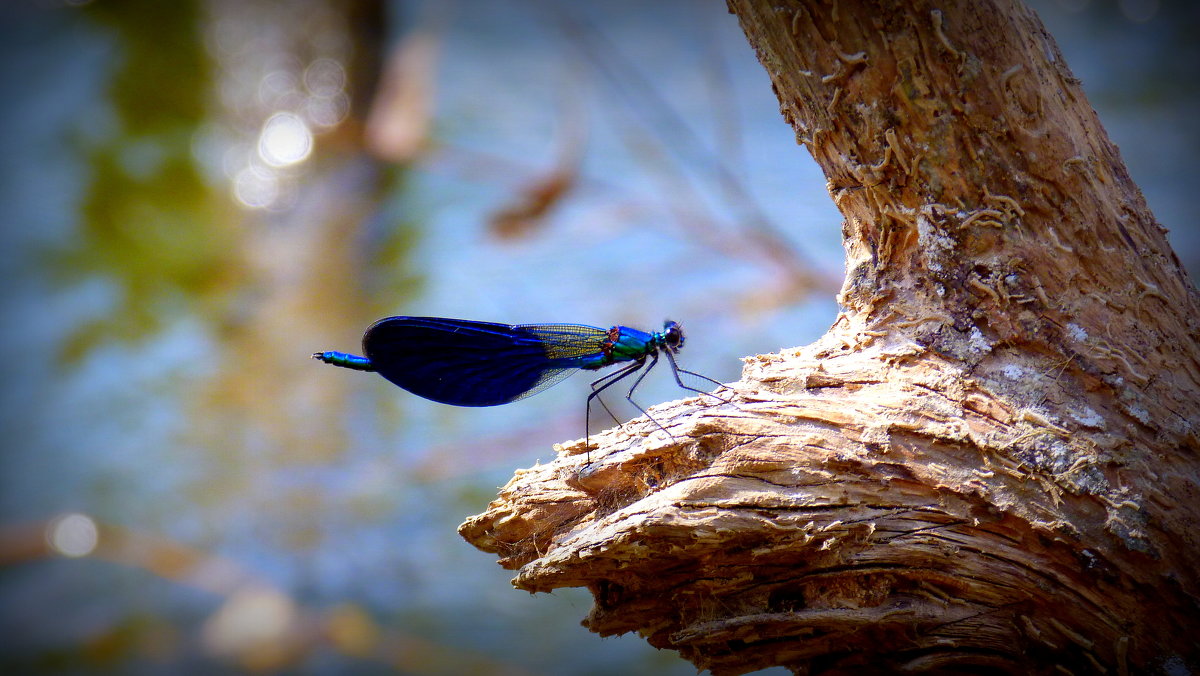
[
  {"left": 202, "top": 586, "right": 298, "bottom": 667},
  {"left": 305, "top": 93, "right": 350, "bottom": 129},
  {"left": 304, "top": 58, "right": 346, "bottom": 98},
  {"left": 303, "top": 59, "right": 349, "bottom": 128},
  {"left": 258, "top": 112, "right": 312, "bottom": 167},
  {"left": 259, "top": 69, "right": 302, "bottom": 110},
  {"left": 233, "top": 164, "right": 280, "bottom": 209},
  {"left": 47, "top": 513, "right": 99, "bottom": 558}
]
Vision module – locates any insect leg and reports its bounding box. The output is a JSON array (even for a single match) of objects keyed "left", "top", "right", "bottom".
[
  {"left": 622, "top": 351, "right": 675, "bottom": 440},
  {"left": 584, "top": 359, "right": 646, "bottom": 462},
  {"left": 589, "top": 361, "right": 642, "bottom": 426},
  {"left": 663, "top": 349, "right": 733, "bottom": 405}
]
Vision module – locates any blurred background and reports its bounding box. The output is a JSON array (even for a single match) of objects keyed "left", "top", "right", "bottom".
[{"left": 0, "top": 0, "right": 1194, "bottom": 673}]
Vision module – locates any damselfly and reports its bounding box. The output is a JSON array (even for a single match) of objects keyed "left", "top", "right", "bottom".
[{"left": 313, "top": 316, "right": 730, "bottom": 458}]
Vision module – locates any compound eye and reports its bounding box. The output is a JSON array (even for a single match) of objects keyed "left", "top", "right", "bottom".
[{"left": 664, "top": 321, "right": 685, "bottom": 349}]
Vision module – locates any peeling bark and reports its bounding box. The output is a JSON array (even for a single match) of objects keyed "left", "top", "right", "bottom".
[{"left": 459, "top": 1, "right": 1200, "bottom": 673}]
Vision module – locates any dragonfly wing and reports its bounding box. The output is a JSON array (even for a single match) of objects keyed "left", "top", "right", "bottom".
[
  {"left": 498, "top": 323, "right": 614, "bottom": 400},
  {"left": 519, "top": 323, "right": 611, "bottom": 361},
  {"left": 363, "top": 317, "right": 596, "bottom": 406}
]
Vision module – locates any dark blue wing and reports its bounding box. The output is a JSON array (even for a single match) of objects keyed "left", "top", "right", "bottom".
[{"left": 362, "top": 317, "right": 609, "bottom": 407}]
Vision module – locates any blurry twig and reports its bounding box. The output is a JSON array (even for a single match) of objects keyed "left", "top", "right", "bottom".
[
  {"left": 364, "top": 5, "right": 451, "bottom": 163},
  {"left": 488, "top": 64, "right": 588, "bottom": 239},
  {"left": 540, "top": 3, "right": 839, "bottom": 298},
  {"left": 701, "top": 13, "right": 746, "bottom": 175}
]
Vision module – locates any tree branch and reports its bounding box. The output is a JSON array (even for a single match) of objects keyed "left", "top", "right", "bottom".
[{"left": 460, "top": 1, "right": 1200, "bottom": 673}]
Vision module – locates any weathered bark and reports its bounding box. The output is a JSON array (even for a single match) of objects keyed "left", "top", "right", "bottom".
[{"left": 459, "top": 1, "right": 1200, "bottom": 674}]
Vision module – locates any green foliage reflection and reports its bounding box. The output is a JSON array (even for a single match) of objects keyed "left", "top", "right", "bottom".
[{"left": 58, "top": 0, "right": 238, "bottom": 361}]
